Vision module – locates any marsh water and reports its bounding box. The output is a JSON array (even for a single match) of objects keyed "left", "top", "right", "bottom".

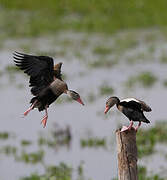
[{"left": 0, "top": 30, "right": 167, "bottom": 180}]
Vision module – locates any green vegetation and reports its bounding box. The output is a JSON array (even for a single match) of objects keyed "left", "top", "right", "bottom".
[
  {"left": 21, "top": 140, "right": 32, "bottom": 146},
  {"left": 138, "top": 166, "right": 164, "bottom": 180},
  {"left": 99, "top": 83, "right": 114, "bottom": 95},
  {"left": 80, "top": 137, "right": 106, "bottom": 148},
  {"left": 88, "top": 58, "right": 117, "bottom": 68},
  {"left": 137, "top": 122, "right": 167, "bottom": 158},
  {"left": 0, "top": 145, "right": 17, "bottom": 155},
  {"left": 113, "top": 165, "right": 165, "bottom": 180},
  {"left": 163, "top": 80, "right": 167, "bottom": 87},
  {"left": 16, "top": 150, "right": 44, "bottom": 164},
  {"left": 0, "top": 132, "right": 10, "bottom": 140},
  {"left": 126, "top": 71, "right": 157, "bottom": 88},
  {"left": 93, "top": 46, "right": 112, "bottom": 56},
  {"left": 20, "top": 162, "right": 72, "bottom": 180},
  {"left": 1, "top": 0, "right": 167, "bottom": 38}
]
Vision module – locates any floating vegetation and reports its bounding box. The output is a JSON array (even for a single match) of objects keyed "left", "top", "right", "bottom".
[
  {"left": 93, "top": 46, "right": 112, "bottom": 56},
  {"left": 160, "top": 54, "right": 167, "bottom": 63},
  {"left": 38, "top": 125, "right": 71, "bottom": 148},
  {"left": 5, "top": 65, "right": 20, "bottom": 73},
  {"left": 137, "top": 121, "right": 167, "bottom": 158},
  {"left": 20, "top": 162, "right": 73, "bottom": 180},
  {"left": 163, "top": 80, "right": 167, "bottom": 87},
  {"left": 0, "top": 132, "right": 10, "bottom": 140},
  {"left": 80, "top": 137, "right": 106, "bottom": 148},
  {"left": 126, "top": 72, "right": 157, "bottom": 88},
  {"left": 21, "top": 140, "right": 32, "bottom": 146},
  {"left": 99, "top": 83, "right": 114, "bottom": 96},
  {"left": 0, "top": 145, "right": 17, "bottom": 156},
  {"left": 16, "top": 150, "right": 44, "bottom": 164},
  {"left": 88, "top": 59, "right": 117, "bottom": 68},
  {"left": 87, "top": 92, "right": 96, "bottom": 103},
  {"left": 138, "top": 166, "right": 164, "bottom": 180}
]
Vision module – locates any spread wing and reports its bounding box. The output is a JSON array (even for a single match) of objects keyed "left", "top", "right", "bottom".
[
  {"left": 137, "top": 99, "right": 152, "bottom": 112},
  {"left": 13, "top": 51, "right": 54, "bottom": 95},
  {"left": 54, "top": 62, "right": 63, "bottom": 80}
]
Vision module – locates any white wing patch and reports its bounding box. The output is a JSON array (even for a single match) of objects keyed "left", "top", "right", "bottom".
[{"left": 120, "top": 98, "right": 140, "bottom": 103}]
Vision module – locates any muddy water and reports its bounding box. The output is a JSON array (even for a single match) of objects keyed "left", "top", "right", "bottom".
[{"left": 0, "top": 31, "right": 167, "bottom": 180}]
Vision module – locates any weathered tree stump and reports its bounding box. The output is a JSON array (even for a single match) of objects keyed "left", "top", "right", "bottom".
[{"left": 116, "top": 129, "right": 138, "bottom": 180}]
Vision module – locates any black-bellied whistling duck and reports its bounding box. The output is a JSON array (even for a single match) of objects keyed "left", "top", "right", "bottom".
[
  {"left": 14, "top": 52, "right": 84, "bottom": 127},
  {"left": 104, "top": 97, "right": 152, "bottom": 132}
]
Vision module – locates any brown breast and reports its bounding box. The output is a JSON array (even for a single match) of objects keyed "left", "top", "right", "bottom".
[{"left": 50, "top": 79, "right": 67, "bottom": 96}]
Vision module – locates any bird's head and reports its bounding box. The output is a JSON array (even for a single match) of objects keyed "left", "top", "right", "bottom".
[
  {"left": 67, "top": 90, "right": 84, "bottom": 105},
  {"left": 104, "top": 96, "right": 120, "bottom": 114}
]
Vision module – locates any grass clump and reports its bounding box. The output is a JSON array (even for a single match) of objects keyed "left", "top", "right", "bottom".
[
  {"left": 0, "top": 145, "right": 17, "bottom": 155},
  {"left": 20, "top": 162, "right": 72, "bottom": 180},
  {"left": 137, "top": 121, "right": 167, "bottom": 158},
  {"left": 126, "top": 71, "right": 157, "bottom": 88},
  {"left": 0, "top": 132, "right": 10, "bottom": 140},
  {"left": 93, "top": 46, "right": 112, "bottom": 56},
  {"left": 21, "top": 140, "right": 32, "bottom": 146},
  {"left": 80, "top": 137, "right": 106, "bottom": 148},
  {"left": 99, "top": 83, "right": 114, "bottom": 95},
  {"left": 1, "top": 0, "right": 167, "bottom": 38},
  {"left": 16, "top": 150, "right": 44, "bottom": 164}
]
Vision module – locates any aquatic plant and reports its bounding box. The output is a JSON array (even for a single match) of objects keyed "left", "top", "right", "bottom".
[
  {"left": 80, "top": 137, "right": 106, "bottom": 148},
  {"left": 126, "top": 71, "right": 157, "bottom": 88}
]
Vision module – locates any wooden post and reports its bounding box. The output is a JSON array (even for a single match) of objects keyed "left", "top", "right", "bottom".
[{"left": 116, "top": 129, "right": 138, "bottom": 180}]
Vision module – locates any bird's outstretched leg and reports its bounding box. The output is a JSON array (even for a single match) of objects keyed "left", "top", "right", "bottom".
[
  {"left": 121, "top": 120, "right": 134, "bottom": 132},
  {"left": 135, "top": 121, "right": 141, "bottom": 132},
  {"left": 41, "top": 106, "right": 48, "bottom": 128},
  {"left": 24, "top": 100, "right": 37, "bottom": 116}
]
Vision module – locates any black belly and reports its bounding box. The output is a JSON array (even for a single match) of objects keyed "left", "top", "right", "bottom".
[
  {"left": 122, "top": 107, "right": 146, "bottom": 122},
  {"left": 37, "top": 88, "right": 61, "bottom": 111}
]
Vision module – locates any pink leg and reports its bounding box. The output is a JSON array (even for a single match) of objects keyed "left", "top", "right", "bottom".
[
  {"left": 23, "top": 100, "right": 37, "bottom": 116},
  {"left": 135, "top": 121, "right": 141, "bottom": 132},
  {"left": 121, "top": 120, "right": 134, "bottom": 132},
  {"left": 41, "top": 106, "right": 48, "bottom": 128}
]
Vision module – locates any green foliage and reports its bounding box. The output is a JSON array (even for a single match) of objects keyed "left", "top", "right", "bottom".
[
  {"left": 126, "top": 72, "right": 157, "bottom": 88},
  {"left": 99, "top": 83, "right": 114, "bottom": 95},
  {"left": 1, "top": 0, "right": 167, "bottom": 38},
  {"left": 16, "top": 150, "right": 44, "bottom": 164},
  {"left": 0, "top": 132, "right": 9, "bottom": 140},
  {"left": 0, "top": 145, "right": 17, "bottom": 155},
  {"left": 137, "top": 122, "right": 167, "bottom": 158},
  {"left": 21, "top": 140, "right": 32, "bottom": 146},
  {"left": 80, "top": 137, "right": 106, "bottom": 148},
  {"left": 93, "top": 46, "right": 112, "bottom": 56},
  {"left": 20, "top": 163, "right": 72, "bottom": 180},
  {"left": 5, "top": 65, "right": 20, "bottom": 73},
  {"left": 138, "top": 166, "right": 164, "bottom": 180}
]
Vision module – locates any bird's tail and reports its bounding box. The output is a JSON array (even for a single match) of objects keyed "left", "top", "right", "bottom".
[{"left": 142, "top": 117, "right": 150, "bottom": 123}]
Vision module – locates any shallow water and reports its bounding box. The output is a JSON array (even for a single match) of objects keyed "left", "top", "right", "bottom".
[{"left": 0, "top": 30, "right": 167, "bottom": 180}]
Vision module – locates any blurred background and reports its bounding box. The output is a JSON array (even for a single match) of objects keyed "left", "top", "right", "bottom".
[{"left": 0, "top": 0, "right": 167, "bottom": 179}]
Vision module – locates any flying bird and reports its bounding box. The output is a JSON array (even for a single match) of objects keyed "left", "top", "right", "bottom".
[
  {"left": 104, "top": 97, "right": 151, "bottom": 132},
  {"left": 14, "top": 52, "right": 84, "bottom": 127}
]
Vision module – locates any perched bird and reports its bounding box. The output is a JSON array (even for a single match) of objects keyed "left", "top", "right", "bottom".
[
  {"left": 104, "top": 97, "right": 152, "bottom": 132},
  {"left": 14, "top": 52, "right": 84, "bottom": 127}
]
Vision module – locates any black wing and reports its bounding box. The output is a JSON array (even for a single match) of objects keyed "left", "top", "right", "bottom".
[
  {"left": 137, "top": 99, "right": 152, "bottom": 112},
  {"left": 120, "top": 100, "right": 142, "bottom": 111},
  {"left": 13, "top": 52, "right": 54, "bottom": 95}
]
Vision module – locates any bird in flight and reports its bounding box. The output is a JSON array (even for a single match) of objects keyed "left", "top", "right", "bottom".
[
  {"left": 104, "top": 97, "right": 151, "bottom": 132},
  {"left": 14, "top": 52, "right": 84, "bottom": 127}
]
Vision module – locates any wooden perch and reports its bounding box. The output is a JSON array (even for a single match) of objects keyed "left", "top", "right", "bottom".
[{"left": 116, "top": 129, "right": 138, "bottom": 180}]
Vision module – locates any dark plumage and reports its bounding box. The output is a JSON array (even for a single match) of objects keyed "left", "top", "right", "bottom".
[
  {"left": 14, "top": 52, "right": 84, "bottom": 127},
  {"left": 104, "top": 97, "right": 152, "bottom": 132}
]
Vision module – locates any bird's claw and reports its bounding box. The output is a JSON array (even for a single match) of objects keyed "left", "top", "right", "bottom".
[{"left": 41, "top": 116, "right": 48, "bottom": 128}]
